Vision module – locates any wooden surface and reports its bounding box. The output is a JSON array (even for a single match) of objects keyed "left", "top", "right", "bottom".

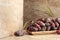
[{"left": 30, "top": 30, "right": 56, "bottom": 35}]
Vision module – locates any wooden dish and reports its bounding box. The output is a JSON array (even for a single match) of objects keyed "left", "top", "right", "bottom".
[{"left": 28, "top": 30, "right": 57, "bottom": 35}]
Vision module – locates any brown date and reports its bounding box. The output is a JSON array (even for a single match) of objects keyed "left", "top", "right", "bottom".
[{"left": 56, "top": 30, "right": 60, "bottom": 34}]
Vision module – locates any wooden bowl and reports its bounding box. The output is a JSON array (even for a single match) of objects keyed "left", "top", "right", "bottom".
[{"left": 28, "top": 30, "right": 56, "bottom": 35}]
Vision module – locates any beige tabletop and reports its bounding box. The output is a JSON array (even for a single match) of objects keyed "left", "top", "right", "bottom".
[{"left": 0, "top": 34, "right": 60, "bottom": 40}]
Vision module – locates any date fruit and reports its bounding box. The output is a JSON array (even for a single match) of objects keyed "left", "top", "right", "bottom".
[
  {"left": 56, "top": 30, "right": 60, "bottom": 34},
  {"left": 14, "top": 30, "right": 27, "bottom": 36}
]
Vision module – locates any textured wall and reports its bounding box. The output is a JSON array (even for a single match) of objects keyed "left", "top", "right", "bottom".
[
  {"left": 24, "top": 0, "right": 60, "bottom": 24},
  {"left": 0, "top": 0, "right": 23, "bottom": 37}
]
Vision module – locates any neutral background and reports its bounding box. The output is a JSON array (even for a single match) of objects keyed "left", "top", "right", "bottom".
[
  {"left": 0, "top": 0, "right": 60, "bottom": 40},
  {"left": 0, "top": 0, "right": 23, "bottom": 37},
  {"left": 24, "top": 0, "right": 60, "bottom": 24}
]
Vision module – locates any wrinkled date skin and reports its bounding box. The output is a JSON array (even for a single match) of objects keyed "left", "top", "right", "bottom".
[
  {"left": 26, "top": 18, "right": 60, "bottom": 32},
  {"left": 36, "top": 20, "right": 46, "bottom": 31},
  {"left": 35, "top": 23, "right": 41, "bottom": 31},
  {"left": 45, "top": 22, "right": 51, "bottom": 31},
  {"left": 45, "top": 18, "right": 52, "bottom": 23},
  {"left": 50, "top": 21, "right": 56, "bottom": 30},
  {"left": 55, "top": 18, "right": 60, "bottom": 23},
  {"left": 27, "top": 26, "right": 39, "bottom": 32}
]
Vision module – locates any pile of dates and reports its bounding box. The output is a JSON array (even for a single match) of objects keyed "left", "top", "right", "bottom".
[
  {"left": 14, "top": 18, "right": 60, "bottom": 36},
  {"left": 27, "top": 18, "right": 60, "bottom": 32}
]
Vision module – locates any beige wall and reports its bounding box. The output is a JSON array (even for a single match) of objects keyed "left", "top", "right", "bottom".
[
  {"left": 24, "top": 0, "right": 60, "bottom": 24},
  {"left": 0, "top": 0, "right": 23, "bottom": 37}
]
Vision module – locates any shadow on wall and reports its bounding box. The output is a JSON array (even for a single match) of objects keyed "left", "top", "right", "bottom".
[
  {"left": 24, "top": 0, "right": 49, "bottom": 24},
  {"left": 24, "top": 0, "right": 60, "bottom": 24}
]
